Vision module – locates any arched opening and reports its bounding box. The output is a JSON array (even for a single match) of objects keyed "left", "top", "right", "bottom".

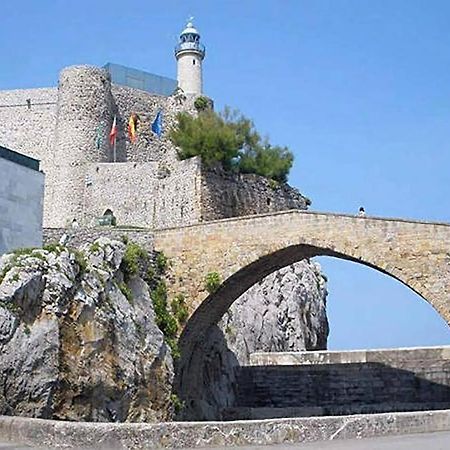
[
  {"left": 317, "top": 256, "right": 450, "bottom": 349},
  {"left": 175, "top": 244, "right": 450, "bottom": 421}
]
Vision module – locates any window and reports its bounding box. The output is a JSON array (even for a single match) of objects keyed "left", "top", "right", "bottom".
[{"left": 193, "top": 59, "right": 196, "bottom": 65}]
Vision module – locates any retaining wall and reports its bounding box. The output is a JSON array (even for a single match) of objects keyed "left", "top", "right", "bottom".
[{"left": 0, "top": 410, "right": 450, "bottom": 449}]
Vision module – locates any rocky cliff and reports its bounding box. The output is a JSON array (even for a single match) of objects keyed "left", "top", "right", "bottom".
[
  {"left": 0, "top": 238, "right": 173, "bottom": 422},
  {"left": 0, "top": 237, "right": 328, "bottom": 422}
]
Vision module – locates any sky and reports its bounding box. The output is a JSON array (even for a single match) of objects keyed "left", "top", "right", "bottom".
[{"left": 1, "top": 0, "right": 449, "bottom": 350}]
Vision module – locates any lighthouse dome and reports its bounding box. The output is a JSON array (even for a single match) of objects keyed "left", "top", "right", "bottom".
[{"left": 181, "top": 21, "right": 199, "bottom": 36}]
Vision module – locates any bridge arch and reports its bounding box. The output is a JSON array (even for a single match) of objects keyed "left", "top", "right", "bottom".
[
  {"left": 178, "top": 243, "right": 441, "bottom": 361},
  {"left": 154, "top": 210, "right": 450, "bottom": 361}
]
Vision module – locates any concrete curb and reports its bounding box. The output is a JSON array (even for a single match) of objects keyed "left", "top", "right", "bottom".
[{"left": 1, "top": 410, "right": 450, "bottom": 449}]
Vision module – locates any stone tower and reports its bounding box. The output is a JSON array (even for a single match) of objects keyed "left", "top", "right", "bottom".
[{"left": 175, "top": 19, "right": 206, "bottom": 95}]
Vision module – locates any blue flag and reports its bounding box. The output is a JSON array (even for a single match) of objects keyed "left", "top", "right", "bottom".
[{"left": 151, "top": 110, "right": 163, "bottom": 137}]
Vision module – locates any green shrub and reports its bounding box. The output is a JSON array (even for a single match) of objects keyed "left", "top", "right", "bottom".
[
  {"left": 12, "top": 247, "right": 36, "bottom": 257},
  {"left": 89, "top": 241, "right": 101, "bottom": 253},
  {"left": 205, "top": 272, "right": 221, "bottom": 294},
  {"left": 0, "top": 264, "right": 12, "bottom": 285},
  {"left": 43, "top": 243, "right": 64, "bottom": 254},
  {"left": 156, "top": 252, "right": 168, "bottom": 273},
  {"left": 194, "top": 96, "right": 209, "bottom": 112},
  {"left": 151, "top": 281, "right": 178, "bottom": 339},
  {"left": 73, "top": 250, "right": 87, "bottom": 276},
  {"left": 121, "top": 243, "right": 148, "bottom": 279},
  {"left": 170, "top": 393, "right": 185, "bottom": 414},
  {"left": 166, "top": 338, "right": 180, "bottom": 359},
  {"left": 171, "top": 294, "right": 189, "bottom": 325},
  {"left": 169, "top": 107, "right": 293, "bottom": 181}
]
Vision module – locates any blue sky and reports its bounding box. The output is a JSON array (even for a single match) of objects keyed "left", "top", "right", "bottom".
[{"left": 1, "top": 0, "right": 449, "bottom": 349}]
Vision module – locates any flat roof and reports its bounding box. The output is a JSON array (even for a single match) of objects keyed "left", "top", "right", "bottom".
[
  {"left": 104, "top": 63, "right": 178, "bottom": 96},
  {"left": 0, "top": 145, "right": 40, "bottom": 171}
]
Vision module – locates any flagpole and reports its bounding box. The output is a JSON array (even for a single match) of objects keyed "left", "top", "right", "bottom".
[{"left": 113, "top": 138, "right": 116, "bottom": 163}]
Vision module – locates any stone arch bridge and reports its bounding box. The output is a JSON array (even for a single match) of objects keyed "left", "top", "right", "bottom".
[{"left": 154, "top": 210, "right": 450, "bottom": 356}]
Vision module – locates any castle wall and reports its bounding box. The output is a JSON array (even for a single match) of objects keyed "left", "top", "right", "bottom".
[
  {"left": 83, "top": 162, "right": 158, "bottom": 227},
  {"left": 0, "top": 88, "right": 57, "bottom": 163},
  {"left": 110, "top": 84, "right": 197, "bottom": 166},
  {"left": 200, "top": 167, "right": 310, "bottom": 221},
  {"left": 48, "top": 66, "right": 115, "bottom": 227},
  {"left": 152, "top": 157, "right": 203, "bottom": 229},
  {"left": 82, "top": 157, "right": 202, "bottom": 229}
]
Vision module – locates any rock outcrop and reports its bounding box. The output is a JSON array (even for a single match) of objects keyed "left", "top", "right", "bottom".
[
  {"left": 0, "top": 236, "right": 328, "bottom": 423},
  {"left": 0, "top": 238, "right": 173, "bottom": 422}
]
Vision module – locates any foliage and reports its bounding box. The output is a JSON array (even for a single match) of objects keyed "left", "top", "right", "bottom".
[
  {"left": 89, "top": 241, "right": 101, "bottom": 253},
  {"left": 171, "top": 294, "right": 189, "bottom": 325},
  {"left": 194, "top": 96, "right": 210, "bottom": 112},
  {"left": 239, "top": 142, "right": 293, "bottom": 183},
  {"left": 170, "top": 393, "right": 185, "bottom": 414},
  {"left": 156, "top": 252, "right": 168, "bottom": 273},
  {"left": 166, "top": 338, "right": 180, "bottom": 359},
  {"left": 151, "top": 281, "right": 178, "bottom": 340},
  {"left": 205, "top": 271, "right": 221, "bottom": 294},
  {"left": 169, "top": 107, "right": 294, "bottom": 182},
  {"left": 12, "top": 247, "right": 36, "bottom": 257},
  {"left": 73, "top": 250, "right": 88, "bottom": 276},
  {"left": 43, "top": 243, "right": 64, "bottom": 254},
  {"left": 121, "top": 243, "right": 148, "bottom": 279}
]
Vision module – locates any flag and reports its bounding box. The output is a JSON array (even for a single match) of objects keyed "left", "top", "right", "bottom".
[
  {"left": 128, "top": 113, "right": 139, "bottom": 143},
  {"left": 96, "top": 123, "right": 103, "bottom": 149},
  {"left": 109, "top": 116, "right": 117, "bottom": 146},
  {"left": 151, "top": 110, "right": 163, "bottom": 137}
]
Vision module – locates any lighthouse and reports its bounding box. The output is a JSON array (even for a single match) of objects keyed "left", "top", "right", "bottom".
[{"left": 175, "top": 19, "right": 206, "bottom": 95}]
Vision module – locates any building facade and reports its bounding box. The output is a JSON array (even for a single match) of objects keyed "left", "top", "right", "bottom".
[{"left": 0, "top": 146, "right": 44, "bottom": 255}]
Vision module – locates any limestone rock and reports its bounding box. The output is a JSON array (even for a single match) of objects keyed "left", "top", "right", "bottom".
[
  {"left": 0, "top": 239, "right": 173, "bottom": 422},
  {"left": 221, "top": 259, "right": 329, "bottom": 362}
]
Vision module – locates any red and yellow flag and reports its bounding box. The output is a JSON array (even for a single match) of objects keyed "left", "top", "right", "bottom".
[
  {"left": 128, "top": 113, "right": 139, "bottom": 143},
  {"left": 109, "top": 116, "right": 117, "bottom": 146}
]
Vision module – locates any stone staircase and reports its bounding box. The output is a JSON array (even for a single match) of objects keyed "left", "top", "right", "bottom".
[{"left": 221, "top": 348, "right": 450, "bottom": 420}]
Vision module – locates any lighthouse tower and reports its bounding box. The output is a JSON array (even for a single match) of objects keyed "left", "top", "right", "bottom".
[{"left": 175, "top": 19, "right": 206, "bottom": 95}]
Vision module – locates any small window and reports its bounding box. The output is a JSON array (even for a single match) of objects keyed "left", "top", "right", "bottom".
[{"left": 193, "top": 59, "right": 196, "bottom": 65}]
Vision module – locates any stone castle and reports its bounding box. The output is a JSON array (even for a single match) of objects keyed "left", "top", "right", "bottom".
[{"left": 0, "top": 20, "right": 308, "bottom": 230}]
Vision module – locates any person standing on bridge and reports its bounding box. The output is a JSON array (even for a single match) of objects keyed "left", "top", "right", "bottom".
[{"left": 358, "top": 207, "right": 366, "bottom": 217}]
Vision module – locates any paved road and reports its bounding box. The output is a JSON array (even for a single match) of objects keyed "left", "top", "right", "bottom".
[
  {"left": 2, "top": 431, "right": 450, "bottom": 449},
  {"left": 191, "top": 431, "right": 450, "bottom": 450}
]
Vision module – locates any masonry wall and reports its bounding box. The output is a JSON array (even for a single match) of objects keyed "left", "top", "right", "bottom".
[
  {"left": 230, "top": 347, "right": 450, "bottom": 418},
  {"left": 200, "top": 167, "right": 310, "bottom": 221},
  {"left": 111, "top": 85, "right": 197, "bottom": 166},
  {"left": 0, "top": 158, "right": 44, "bottom": 255},
  {"left": 0, "top": 88, "right": 57, "bottom": 162},
  {"left": 82, "top": 156, "right": 202, "bottom": 229}
]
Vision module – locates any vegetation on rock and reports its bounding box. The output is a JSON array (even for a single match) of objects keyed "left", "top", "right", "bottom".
[
  {"left": 169, "top": 107, "right": 294, "bottom": 182},
  {"left": 205, "top": 271, "right": 221, "bottom": 294}
]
